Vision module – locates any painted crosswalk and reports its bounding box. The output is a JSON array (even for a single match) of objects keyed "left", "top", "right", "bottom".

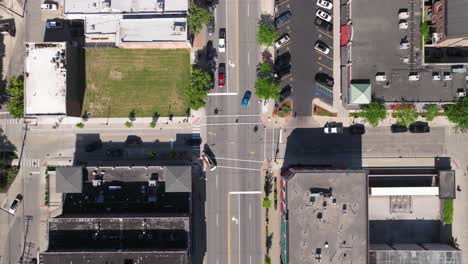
[
  {"left": 0, "top": 118, "right": 21, "bottom": 126},
  {"left": 192, "top": 126, "right": 201, "bottom": 151},
  {"left": 20, "top": 158, "right": 41, "bottom": 168}
]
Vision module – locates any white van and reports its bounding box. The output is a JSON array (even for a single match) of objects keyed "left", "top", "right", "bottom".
[
  {"left": 443, "top": 73, "right": 453, "bottom": 81},
  {"left": 399, "top": 21, "right": 408, "bottom": 29},
  {"left": 376, "top": 73, "right": 387, "bottom": 81},
  {"left": 399, "top": 12, "right": 409, "bottom": 20},
  {"left": 408, "top": 73, "right": 420, "bottom": 81},
  {"left": 432, "top": 73, "right": 441, "bottom": 81},
  {"left": 400, "top": 43, "right": 410, "bottom": 49}
]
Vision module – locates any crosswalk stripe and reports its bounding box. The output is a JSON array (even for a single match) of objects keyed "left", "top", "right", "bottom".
[
  {"left": 0, "top": 118, "right": 21, "bottom": 126},
  {"left": 20, "top": 158, "right": 40, "bottom": 168}
]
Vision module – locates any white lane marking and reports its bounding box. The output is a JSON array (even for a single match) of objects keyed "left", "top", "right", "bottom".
[
  {"left": 200, "top": 122, "right": 263, "bottom": 126},
  {"left": 247, "top": 2, "right": 250, "bottom": 16},
  {"left": 216, "top": 212, "right": 219, "bottom": 228},
  {"left": 205, "top": 114, "right": 261, "bottom": 118},
  {"left": 249, "top": 204, "right": 251, "bottom": 219},
  {"left": 229, "top": 191, "right": 262, "bottom": 194},
  {"left": 250, "top": 256, "right": 252, "bottom": 264},
  {"left": 217, "top": 165, "right": 261, "bottom": 171},
  {"left": 215, "top": 157, "right": 263, "bottom": 163},
  {"left": 247, "top": 51, "right": 250, "bottom": 65},
  {"left": 208, "top": 92, "right": 238, "bottom": 96},
  {"left": 238, "top": 195, "right": 241, "bottom": 264},
  {"left": 279, "top": 127, "right": 283, "bottom": 144},
  {"left": 216, "top": 173, "right": 219, "bottom": 189}
]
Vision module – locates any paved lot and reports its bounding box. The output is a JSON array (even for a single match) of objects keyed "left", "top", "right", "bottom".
[
  {"left": 275, "top": 0, "right": 334, "bottom": 116},
  {"left": 350, "top": 0, "right": 460, "bottom": 102}
]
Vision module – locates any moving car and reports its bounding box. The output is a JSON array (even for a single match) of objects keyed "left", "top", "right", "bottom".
[
  {"left": 9, "top": 194, "right": 23, "bottom": 214},
  {"left": 315, "top": 72, "right": 334, "bottom": 87},
  {"left": 85, "top": 140, "right": 103, "bottom": 152},
  {"left": 314, "top": 17, "right": 333, "bottom": 32},
  {"left": 207, "top": 18, "right": 215, "bottom": 35},
  {"left": 314, "top": 41, "right": 330, "bottom": 55},
  {"left": 409, "top": 121, "right": 430, "bottom": 133},
  {"left": 349, "top": 124, "right": 365, "bottom": 135},
  {"left": 218, "top": 28, "right": 226, "bottom": 53},
  {"left": 218, "top": 63, "right": 226, "bottom": 87},
  {"left": 274, "top": 11, "right": 292, "bottom": 28},
  {"left": 279, "top": 85, "right": 292, "bottom": 102},
  {"left": 41, "top": 3, "right": 58, "bottom": 10},
  {"left": 201, "top": 151, "right": 217, "bottom": 171},
  {"left": 317, "top": 0, "right": 333, "bottom": 10},
  {"left": 316, "top": 10, "right": 332, "bottom": 22},
  {"left": 391, "top": 124, "right": 408, "bottom": 133},
  {"left": 46, "top": 20, "right": 63, "bottom": 29},
  {"left": 274, "top": 34, "right": 290, "bottom": 49},
  {"left": 241, "top": 90, "right": 252, "bottom": 108}
]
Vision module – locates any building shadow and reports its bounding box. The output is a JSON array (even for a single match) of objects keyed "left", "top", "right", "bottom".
[
  {"left": 0, "top": 128, "right": 18, "bottom": 192},
  {"left": 0, "top": 32, "right": 7, "bottom": 104}
]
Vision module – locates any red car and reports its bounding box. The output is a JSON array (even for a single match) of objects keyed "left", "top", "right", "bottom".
[{"left": 218, "top": 63, "right": 226, "bottom": 87}]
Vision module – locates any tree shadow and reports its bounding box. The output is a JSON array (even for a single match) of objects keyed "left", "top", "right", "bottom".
[
  {"left": 194, "top": 41, "right": 217, "bottom": 72},
  {"left": 259, "top": 13, "right": 274, "bottom": 27}
]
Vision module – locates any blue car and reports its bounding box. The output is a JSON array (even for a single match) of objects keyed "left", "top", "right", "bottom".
[{"left": 241, "top": 91, "right": 252, "bottom": 108}]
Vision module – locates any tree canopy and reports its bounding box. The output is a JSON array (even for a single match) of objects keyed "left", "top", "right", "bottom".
[
  {"left": 424, "top": 104, "right": 439, "bottom": 122},
  {"left": 257, "top": 22, "right": 277, "bottom": 47},
  {"left": 447, "top": 97, "right": 468, "bottom": 132},
  {"left": 186, "top": 65, "right": 211, "bottom": 110},
  {"left": 358, "top": 101, "right": 387, "bottom": 127},
  {"left": 254, "top": 77, "right": 280, "bottom": 100},
  {"left": 188, "top": 2, "right": 213, "bottom": 35},
  {"left": 6, "top": 75, "right": 24, "bottom": 119},
  {"left": 394, "top": 106, "right": 418, "bottom": 127}
]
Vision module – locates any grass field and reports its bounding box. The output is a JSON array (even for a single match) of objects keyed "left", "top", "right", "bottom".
[{"left": 83, "top": 48, "right": 190, "bottom": 117}]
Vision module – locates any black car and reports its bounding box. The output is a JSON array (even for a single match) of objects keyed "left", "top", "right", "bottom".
[
  {"left": 314, "top": 17, "right": 333, "bottom": 32},
  {"left": 209, "top": 71, "right": 215, "bottom": 89},
  {"left": 315, "top": 73, "right": 334, "bottom": 87},
  {"left": 409, "top": 121, "right": 430, "bottom": 133},
  {"left": 391, "top": 124, "right": 408, "bottom": 133},
  {"left": 349, "top": 124, "right": 365, "bottom": 134},
  {"left": 274, "top": 11, "right": 292, "bottom": 28},
  {"left": 106, "top": 148, "right": 124, "bottom": 157},
  {"left": 275, "top": 65, "right": 291, "bottom": 80},
  {"left": 186, "top": 138, "right": 202, "bottom": 146},
  {"left": 279, "top": 85, "right": 292, "bottom": 102},
  {"left": 85, "top": 140, "right": 103, "bottom": 152},
  {"left": 207, "top": 18, "right": 215, "bottom": 35},
  {"left": 205, "top": 41, "right": 214, "bottom": 61},
  {"left": 125, "top": 135, "right": 143, "bottom": 146},
  {"left": 275, "top": 54, "right": 291, "bottom": 71}
]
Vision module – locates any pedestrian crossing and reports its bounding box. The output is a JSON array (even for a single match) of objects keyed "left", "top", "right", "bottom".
[
  {"left": 0, "top": 118, "right": 21, "bottom": 126},
  {"left": 20, "top": 158, "right": 41, "bottom": 168},
  {"left": 192, "top": 126, "right": 201, "bottom": 151}
]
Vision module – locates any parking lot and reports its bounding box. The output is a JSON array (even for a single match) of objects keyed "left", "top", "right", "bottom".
[
  {"left": 349, "top": 0, "right": 462, "bottom": 103},
  {"left": 274, "top": 0, "right": 335, "bottom": 116}
]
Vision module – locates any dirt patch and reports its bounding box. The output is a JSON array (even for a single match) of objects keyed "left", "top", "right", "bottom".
[{"left": 109, "top": 69, "right": 124, "bottom": 80}]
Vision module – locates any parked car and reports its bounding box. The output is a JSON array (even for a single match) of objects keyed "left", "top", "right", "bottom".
[
  {"left": 41, "top": 3, "right": 58, "bottom": 10},
  {"left": 46, "top": 20, "right": 63, "bottom": 29},
  {"left": 409, "top": 121, "right": 430, "bottom": 133},
  {"left": 241, "top": 90, "right": 252, "bottom": 108},
  {"left": 316, "top": 10, "right": 332, "bottom": 22},
  {"left": 274, "top": 11, "right": 292, "bottom": 28},
  {"left": 314, "top": 17, "right": 333, "bottom": 32},
  {"left": 9, "top": 194, "right": 23, "bottom": 214},
  {"left": 186, "top": 138, "right": 202, "bottom": 146},
  {"left": 399, "top": 21, "right": 408, "bottom": 29},
  {"left": 274, "top": 65, "right": 291, "bottom": 80},
  {"left": 218, "top": 63, "right": 226, "bottom": 87},
  {"left": 457, "top": 88, "right": 467, "bottom": 98},
  {"left": 315, "top": 72, "right": 334, "bottom": 87},
  {"left": 275, "top": 52, "right": 291, "bottom": 70},
  {"left": 391, "top": 124, "right": 408, "bottom": 133},
  {"left": 274, "top": 34, "right": 290, "bottom": 49},
  {"left": 85, "top": 140, "right": 103, "bottom": 152},
  {"left": 207, "top": 18, "right": 215, "bottom": 35},
  {"left": 209, "top": 71, "right": 215, "bottom": 89},
  {"left": 125, "top": 135, "right": 143, "bottom": 146},
  {"left": 317, "top": 0, "right": 333, "bottom": 10},
  {"left": 314, "top": 41, "right": 330, "bottom": 55},
  {"left": 323, "top": 122, "right": 343, "bottom": 134},
  {"left": 349, "top": 124, "right": 365, "bottom": 135},
  {"left": 106, "top": 148, "right": 124, "bottom": 158},
  {"left": 205, "top": 41, "right": 214, "bottom": 61},
  {"left": 279, "top": 85, "right": 292, "bottom": 102},
  {"left": 201, "top": 151, "right": 217, "bottom": 171},
  {"left": 398, "top": 11, "right": 409, "bottom": 20},
  {"left": 218, "top": 28, "right": 226, "bottom": 53}
]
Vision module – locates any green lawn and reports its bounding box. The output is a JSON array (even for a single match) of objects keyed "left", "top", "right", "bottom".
[{"left": 83, "top": 48, "right": 190, "bottom": 117}]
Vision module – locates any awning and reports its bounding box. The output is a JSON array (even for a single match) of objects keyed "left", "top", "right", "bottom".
[{"left": 341, "top": 24, "right": 351, "bottom": 46}]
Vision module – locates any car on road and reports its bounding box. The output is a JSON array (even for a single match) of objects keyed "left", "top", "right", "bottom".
[
  {"left": 201, "top": 151, "right": 217, "bottom": 171},
  {"left": 279, "top": 85, "right": 292, "bottom": 102},
  {"left": 317, "top": 0, "right": 333, "bottom": 10},
  {"left": 323, "top": 122, "right": 343, "bottom": 134},
  {"left": 125, "top": 135, "right": 143, "bottom": 146},
  {"left": 241, "top": 90, "right": 252, "bottom": 108},
  {"left": 274, "top": 11, "right": 292, "bottom": 28},
  {"left": 207, "top": 18, "right": 215, "bottom": 35},
  {"left": 218, "top": 63, "right": 226, "bottom": 87},
  {"left": 274, "top": 34, "right": 290, "bottom": 49},
  {"left": 349, "top": 124, "right": 365, "bottom": 135},
  {"left": 391, "top": 124, "right": 408, "bottom": 133},
  {"left": 218, "top": 28, "right": 226, "bottom": 53},
  {"left": 186, "top": 138, "right": 202, "bottom": 146},
  {"left": 85, "top": 139, "right": 103, "bottom": 152},
  {"left": 9, "top": 194, "right": 23, "bottom": 214},
  {"left": 41, "top": 3, "right": 58, "bottom": 10},
  {"left": 205, "top": 41, "right": 214, "bottom": 61},
  {"left": 106, "top": 148, "right": 124, "bottom": 158},
  {"left": 314, "top": 41, "right": 330, "bottom": 55},
  {"left": 314, "top": 17, "right": 333, "bottom": 32},
  {"left": 315, "top": 72, "right": 334, "bottom": 87},
  {"left": 409, "top": 121, "right": 430, "bottom": 133},
  {"left": 316, "top": 10, "right": 332, "bottom": 22},
  {"left": 46, "top": 20, "right": 63, "bottom": 29}
]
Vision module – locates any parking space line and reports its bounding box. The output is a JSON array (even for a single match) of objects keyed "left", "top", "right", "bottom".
[
  {"left": 275, "top": 0, "right": 290, "bottom": 8},
  {"left": 276, "top": 21, "right": 291, "bottom": 29},
  {"left": 317, "top": 61, "right": 333, "bottom": 72},
  {"left": 316, "top": 83, "right": 333, "bottom": 93},
  {"left": 280, "top": 73, "right": 292, "bottom": 80},
  {"left": 318, "top": 54, "right": 333, "bottom": 60},
  {"left": 316, "top": 28, "right": 333, "bottom": 39}
]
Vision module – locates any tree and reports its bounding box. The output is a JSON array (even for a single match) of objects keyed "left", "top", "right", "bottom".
[
  {"left": 6, "top": 75, "right": 24, "bottom": 119},
  {"left": 424, "top": 104, "right": 439, "bottom": 122},
  {"left": 447, "top": 97, "right": 468, "bottom": 132},
  {"left": 149, "top": 121, "right": 157, "bottom": 128},
  {"left": 186, "top": 65, "right": 211, "bottom": 110},
  {"left": 258, "top": 62, "right": 273, "bottom": 78},
  {"left": 125, "top": 121, "right": 133, "bottom": 128},
  {"left": 76, "top": 122, "right": 85, "bottom": 128},
  {"left": 264, "top": 255, "right": 271, "bottom": 264},
  {"left": 358, "top": 101, "right": 387, "bottom": 127},
  {"left": 420, "top": 21, "right": 430, "bottom": 44},
  {"left": 254, "top": 77, "right": 280, "bottom": 100},
  {"left": 394, "top": 105, "right": 418, "bottom": 127},
  {"left": 262, "top": 197, "right": 272, "bottom": 208},
  {"left": 257, "top": 22, "right": 277, "bottom": 47},
  {"left": 188, "top": 2, "right": 213, "bottom": 35}
]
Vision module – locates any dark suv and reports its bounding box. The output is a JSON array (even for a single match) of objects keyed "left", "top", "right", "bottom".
[
  {"left": 274, "top": 11, "right": 292, "bottom": 28},
  {"left": 275, "top": 52, "right": 291, "bottom": 71},
  {"left": 315, "top": 73, "right": 334, "bottom": 87},
  {"left": 409, "top": 121, "right": 430, "bottom": 133},
  {"left": 314, "top": 17, "right": 332, "bottom": 32},
  {"left": 391, "top": 124, "right": 408, "bottom": 133}
]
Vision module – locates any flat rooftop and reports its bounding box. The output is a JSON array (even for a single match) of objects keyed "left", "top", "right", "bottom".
[
  {"left": 285, "top": 170, "right": 368, "bottom": 264},
  {"left": 446, "top": 0, "right": 468, "bottom": 38},
  {"left": 24, "top": 42, "right": 67, "bottom": 115},
  {"left": 64, "top": 0, "right": 188, "bottom": 14},
  {"left": 369, "top": 195, "right": 440, "bottom": 220},
  {"left": 119, "top": 17, "right": 187, "bottom": 43}
]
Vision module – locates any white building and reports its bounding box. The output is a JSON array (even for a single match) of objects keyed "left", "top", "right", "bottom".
[{"left": 24, "top": 42, "right": 68, "bottom": 116}]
